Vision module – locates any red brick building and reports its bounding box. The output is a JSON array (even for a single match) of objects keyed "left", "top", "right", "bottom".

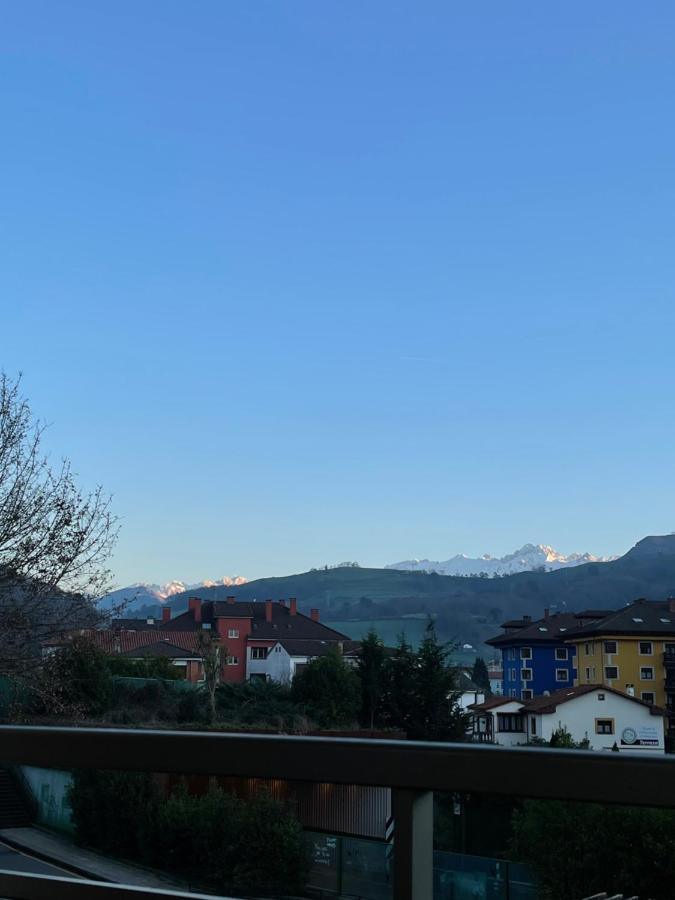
[{"left": 113, "top": 596, "right": 352, "bottom": 684}]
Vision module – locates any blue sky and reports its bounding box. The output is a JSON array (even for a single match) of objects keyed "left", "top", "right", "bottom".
[{"left": 2, "top": 2, "right": 675, "bottom": 585}]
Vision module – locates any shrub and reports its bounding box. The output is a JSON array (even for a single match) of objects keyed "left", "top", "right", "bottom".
[{"left": 68, "top": 770, "right": 309, "bottom": 896}]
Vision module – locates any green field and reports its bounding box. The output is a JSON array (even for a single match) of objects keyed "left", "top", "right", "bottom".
[{"left": 325, "top": 617, "right": 431, "bottom": 649}]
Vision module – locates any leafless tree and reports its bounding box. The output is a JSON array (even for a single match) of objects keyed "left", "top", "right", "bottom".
[
  {"left": 196, "top": 629, "right": 223, "bottom": 723},
  {"left": 0, "top": 374, "right": 119, "bottom": 673}
]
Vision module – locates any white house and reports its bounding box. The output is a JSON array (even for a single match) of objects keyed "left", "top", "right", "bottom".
[
  {"left": 471, "top": 685, "right": 666, "bottom": 753},
  {"left": 247, "top": 639, "right": 362, "bottom": 684}
]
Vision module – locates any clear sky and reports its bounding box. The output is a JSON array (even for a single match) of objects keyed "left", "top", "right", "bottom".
[{"left": 2, "top": 2, "right": 675, "bottom": 586}]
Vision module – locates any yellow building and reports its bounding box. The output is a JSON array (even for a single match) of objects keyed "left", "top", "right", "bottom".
[{"left": 566, "top": 600, "right": 675, "bottom": 712}]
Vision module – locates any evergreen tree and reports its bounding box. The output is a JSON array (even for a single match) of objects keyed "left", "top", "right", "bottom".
[
  {"left": 357, "top": 628, "right": 387, "bottom": 728},
  {"left": 380, "top": 634, "right": 418, "bottom": 734},
  {"left": 471, "top": 657, "right": 491, "bottom": 695},
  {"left": 408, "top": 621, "right": 470, "bottom": 741}
]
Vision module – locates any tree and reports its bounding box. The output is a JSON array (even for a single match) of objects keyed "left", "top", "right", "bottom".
[
  {"left": 471, "top": 657, "right": 491, "bottom": 695},
  {"left": 408, "top": 621, "right": 469, "bottom": 741},
  {"left": 291, "top": 647, "right": 361, "bottom": 727},
  {"left": 196, "top": 630, "right": 222, "bottom": 723},
  {"left": 33, "top": 635, "right": 113, "bottom": 718},
  {"left": 380, "top": 634, "right": 418, "bottom": 734},
  {"left": 0, "top": 375, "right": 118, "bottom": 673},
  {"left": 511, "top": 800, "right": 675, "bottom": 900},
  {"left": 357, "top": 628, "right": 387, "bottom": 728}
]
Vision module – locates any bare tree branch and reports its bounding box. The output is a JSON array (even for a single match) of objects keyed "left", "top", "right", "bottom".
[{"left": 0, "top": 374, "right": 119, "bottom": 673}]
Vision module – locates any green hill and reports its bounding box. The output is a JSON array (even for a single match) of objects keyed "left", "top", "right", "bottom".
[{"left": 161, "top": 536, "right": 675, "bottom": 654}]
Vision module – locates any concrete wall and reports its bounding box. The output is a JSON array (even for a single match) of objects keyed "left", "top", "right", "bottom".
[{"left": 21, "top": 766, "right": 74, "bottom": 833}]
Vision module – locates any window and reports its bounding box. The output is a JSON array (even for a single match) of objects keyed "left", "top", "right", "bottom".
[
  {"left": 228, "top": 628, "right": 239, "bottom": 639},
  {"left": 520, "top": 647, "right": 532, "bottom": 660},
  {"left": 250, "top": 647, "right": 267, "bottom": 660},
  {"left": 554, "top": 669, "right": 567, "bottom": 681},
  {"left": 509, "top": 668, "right": 516, "bottom": 680},
  {"left": 604, "top": 666, "right": 618, "bottom": 679},
  {"left": 497, "top": 713, "right": 524, "bottom": 733},
  {"left": 641, "top": 691, "right": 655, "bottom": 704},
  {"left": 632, "top": 617, "right": 644, "bottom": 623},
  {"left": 508, "top": 649, "right": 516, "bottom": 660},
  {"left": 639, "top": 641, "right": 653, "bottom": 655},
  {"left": 509, "top": 689, "right": 517, "bottom": 698},
  {"left": 530, "top": 716, "right": 537, "bottom": 735},
  {"left": 640, "top": 666, "right": 654, "bottom": 681},
  {"left": 555, "top": 648, "right": 568, "bottom": 661},
  {"left": 521, "top": 668, "right": 532, "bottom": 681},
  {"left": 521, "top": 689, "right": 533, "bottom": 700},
  {"left": 226, "top": 656, "right": 239, "bottom": 666},
  {"left": 595, "top": 719, "right": 614, "bottom": 735},
  {"left": 585, "top": 666, "right": 596, "bottom": 680},
  {"left": 598, "top": 693, "right": 605, "bottom": 700},
  {"left": 603, "top": 640, "right": 617, "bottom": 654},
  {"left": 585, "top": 642, "right": 594, "bottom": 655}
]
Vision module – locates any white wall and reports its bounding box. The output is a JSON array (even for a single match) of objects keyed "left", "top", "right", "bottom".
[{"left": 531, "top": 690, "right": 665, "bottom": 752}]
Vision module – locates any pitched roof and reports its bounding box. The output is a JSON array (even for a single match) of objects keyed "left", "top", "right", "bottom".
[
  {"left": 120, "top": 640, "right": 201, "bottom": 659},
  {"left": 84, "top": 630, "right": 203, "bottom": 655},
  {"left": 277, "top": 639, "right": 346, "bottom": 658},
  {"left": 470, "top": 696, "right": 517, "bottom": 712},
  {"left": 472, "top": 685, "right": 664, "bottom": 716},
  {"left": 486, "top": 610, "right": 613, "bottom": 647},
  {"left": 564, "top": 600, "right": 675, "bottom": 638},
  {"left": 521, "top": 684, "right": 665, "bottom": 716},
  {"left": 161, "top": 599, "right": 351, "bottom": 641}
]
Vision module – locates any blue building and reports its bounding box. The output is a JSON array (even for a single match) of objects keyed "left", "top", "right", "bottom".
[{"left": 486, "top": 610, "right": 610, "bottom": 699}]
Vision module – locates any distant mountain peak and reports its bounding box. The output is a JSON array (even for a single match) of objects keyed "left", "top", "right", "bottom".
[{"left": 386, "top": 543, "right": 614, "bottom": 577}]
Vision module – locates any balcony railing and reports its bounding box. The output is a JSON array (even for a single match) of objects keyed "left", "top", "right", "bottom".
[{"left": 1, "top": 726, "right": 675, "bottom": 899}]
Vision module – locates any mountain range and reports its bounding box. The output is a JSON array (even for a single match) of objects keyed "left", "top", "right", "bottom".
[
  {"left": 100, "top": 576, "right": 247, "bottom": 611},
  {"left": 386, "top": 543, "right": 614, "bottom": 577},
  {"left": 103, "top": 535, "right": 675, "bottom": 655}
]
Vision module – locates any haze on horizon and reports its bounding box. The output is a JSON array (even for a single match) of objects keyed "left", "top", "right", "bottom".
[{"left": 2, "top": 3, "right": 675, "bottom": 587}]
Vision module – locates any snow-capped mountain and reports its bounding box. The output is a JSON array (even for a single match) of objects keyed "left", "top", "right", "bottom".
[
  {"left": 100, "top": 576, "right": 247, "bottom": 611},
  {"left": 386, "top": 544, "right": 614, "bottom": 577}
]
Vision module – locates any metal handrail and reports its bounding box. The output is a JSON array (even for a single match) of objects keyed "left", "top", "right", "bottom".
[
  {"left": 1, "top": 726, "right": 675, "bottom": 899},
  {"left": 0, "top": 725, "right": 674, "bottom": 807}
]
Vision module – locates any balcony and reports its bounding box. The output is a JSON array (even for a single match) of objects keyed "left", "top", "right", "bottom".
[{"left": 1, "top": 727, "right": 675, "bottom": 899}]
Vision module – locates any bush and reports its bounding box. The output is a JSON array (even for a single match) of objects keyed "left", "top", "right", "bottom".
[
  {"left": 68, "top": 770, "right": 309, "bottom": 897},
  {"left": 511, "top": 799, "right": 675, "bottom": 899},
  {"left": 291, "top": 648, "right": 361, "bottom": 727},
  {"left": 31, "top": 637, "right": 113, "bottom": 717},
  {"left": 107, "top": 656, "right": 183, "bottom": 680},
  {"left": 216, "top": 679, "right": 299, "bottom": 728}
]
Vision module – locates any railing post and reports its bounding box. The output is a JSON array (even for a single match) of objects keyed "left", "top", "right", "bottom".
[{"left": 392, "top": 788, "right": 433, "bottom": 900}]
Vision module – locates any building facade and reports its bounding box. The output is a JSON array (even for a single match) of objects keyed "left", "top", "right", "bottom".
[
  {"left": 486, "top": 610, "right": 608, "bottom": 700},
  {"left": 471, "top": 685, "right": 666, "bottom": 752}
]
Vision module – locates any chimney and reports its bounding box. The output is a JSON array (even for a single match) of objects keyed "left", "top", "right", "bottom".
[
  {"left": 227, "top": 595, "right": 236, "bottom": 605},
  {"left": 523, "top": 615, "right": 531, "bottom": 623},
  {"left": 278, "top": 599, "right": 286, "bottom": 607},
  {"left": 626, "top": 684, "right": 635, "bottom": 697},
  {"left": 188, "top": 597, "right": 202, "bottom": 624},
  {"left": 543, "top": 608, "right": 549, "bottom": 619},
  {"left": 290, "top": 598, "right": 297, "bottom": 617},
  {"left": 266, "top": 599, "right": 273, "bottom": 623},
  {"left": 162, "top": 607, "right": 171, "bottom": 624},
  {"left": 310, "top": 608, "right": 319, "bottom": 622}
]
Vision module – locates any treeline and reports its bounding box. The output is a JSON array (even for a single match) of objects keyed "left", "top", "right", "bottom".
[{"left": 15, "top": 622, "right": 473, "bottom": 740}]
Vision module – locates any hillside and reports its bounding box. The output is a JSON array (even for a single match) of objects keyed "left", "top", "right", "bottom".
[{"left": 138, "top": 536, "right": 675, "bottom": 652}]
